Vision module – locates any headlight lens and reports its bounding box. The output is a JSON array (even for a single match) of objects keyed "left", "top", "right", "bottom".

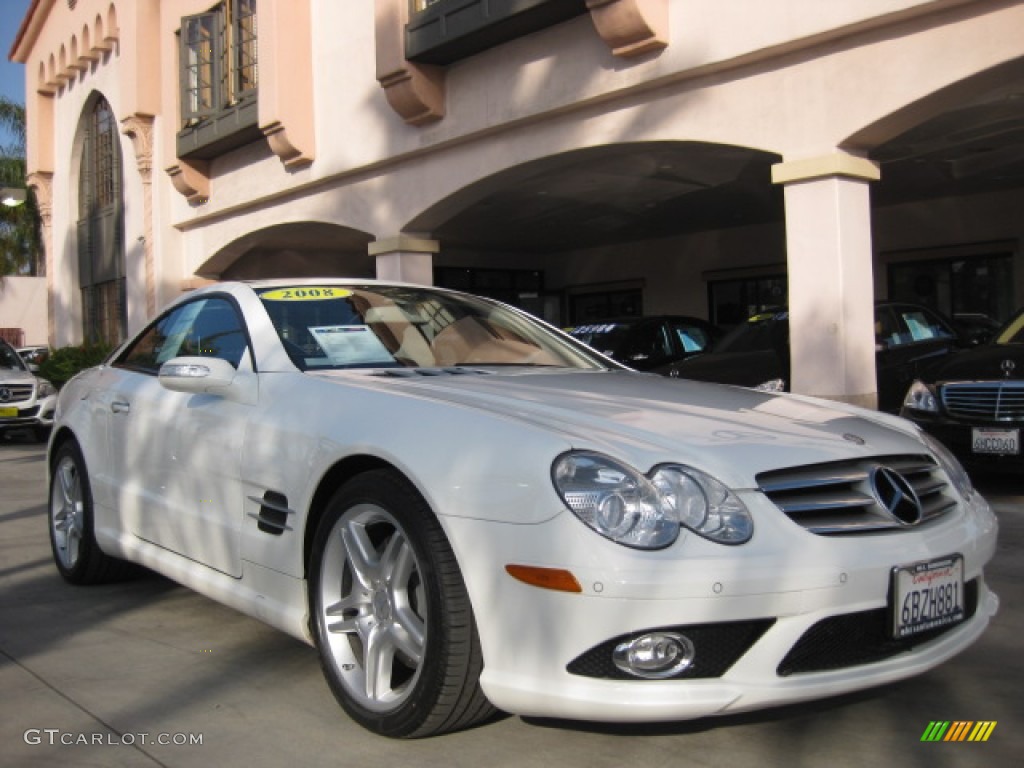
[
  {"left": 650, "top": 465, "right": 753, "bottom": 544},
  {"left": 552, "top": 452, "right": 752, "bottom": 548},
  {"left": 920, "top": 431, "right": 974, "bottom": 501},
  {"left": 903, "top": 380, "right": 938, "bottom": 413},
  {"left": 553, "top": 452, "right": 677, "bottom": 549},
  {"left": 36, "top": 379, "right": 57, "bottom": 398},
  {"left": 754, "top": 378, "right": 786, "bottom": 393}
]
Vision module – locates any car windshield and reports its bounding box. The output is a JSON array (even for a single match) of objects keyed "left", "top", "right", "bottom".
[
  {"left": 994, "top": 310, "right": 1024, "bottom": 345},
  {"left": 712, "top": 311, "right": 789, "bottom": 354},
  {"left": 257, "top": 284, "right": 606, "bottom": 371},
  {"left": 0, "top": 342, "right": 27, "bottom": 371}
]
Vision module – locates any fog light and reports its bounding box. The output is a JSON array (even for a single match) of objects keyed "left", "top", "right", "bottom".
[{"left": 612, "top": 632, "right": 694, "bottom": 679}]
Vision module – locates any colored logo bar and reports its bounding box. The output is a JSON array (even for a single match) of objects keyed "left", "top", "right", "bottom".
[{"left": 921, "top": 721, "right": 997, "bottom": 742}]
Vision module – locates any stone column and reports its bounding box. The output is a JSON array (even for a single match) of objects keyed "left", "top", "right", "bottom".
[
  {"left": 369, "top": 235, "right": 439, "bottom": 285},
  {"left": 121, "top": 114, "right": 156, "bottom": 317},
  {"left": 26, "top": 172, "right": 54, "bottom": 346},
  {"left": 772, "top": 152, "right": 881, "bottom": 410}
]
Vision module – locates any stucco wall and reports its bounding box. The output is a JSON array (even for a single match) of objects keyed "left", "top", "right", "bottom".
[{"left": 0, "top": 276, "right": 49, "bottom": 347}]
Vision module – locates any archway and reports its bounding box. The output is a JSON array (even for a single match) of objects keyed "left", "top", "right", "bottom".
[{"left": 193, "top": 222, "right": 376, "bottom": 280}]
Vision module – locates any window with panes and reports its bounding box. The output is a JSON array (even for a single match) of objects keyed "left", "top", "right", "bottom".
[
  {"left": 77, "top": 96, "right": 126, "bottom": 346},
  {"left": 180, "top": 0, "right": 258, "bottom": 126}
]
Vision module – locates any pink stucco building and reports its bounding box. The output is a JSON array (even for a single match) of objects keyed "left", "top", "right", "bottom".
[{"left": 9, "top": 0, "right": 1024, "bottom": 407}]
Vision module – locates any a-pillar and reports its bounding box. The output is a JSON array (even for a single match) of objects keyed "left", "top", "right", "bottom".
[
  {"left": 369, "top": 235, "right": 438, "bottom": 285},
  {"left": 771, "top": 152, "right": 881, "bottom": 410}
]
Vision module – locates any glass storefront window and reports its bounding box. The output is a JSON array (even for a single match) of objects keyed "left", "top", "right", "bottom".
[{"left": 888, "top": 254, "right": 1013, "bottom": 324}]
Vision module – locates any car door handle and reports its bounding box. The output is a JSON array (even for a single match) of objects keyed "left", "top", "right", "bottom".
[{"left": 111, "top": 400, "right": 131, "bottom": 414}]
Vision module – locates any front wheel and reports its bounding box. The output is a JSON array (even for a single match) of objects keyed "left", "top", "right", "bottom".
[
  {"left": 48, "top": 440, "right": 133, "bottom": 584},
  {"left": 309, "top": 470, "right": 495, "bottom": 737}
]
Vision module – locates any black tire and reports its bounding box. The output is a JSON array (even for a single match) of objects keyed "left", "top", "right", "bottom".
[
  {"left": 309, "top": 469, "right": 495, "bottom": 738},
  {"left": 48, "top": 440, "right": 134, "bottom": 584}
]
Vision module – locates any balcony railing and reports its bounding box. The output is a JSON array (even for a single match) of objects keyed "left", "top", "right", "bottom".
[{"left": 406, "top": 0, "right": 588, "bottom": 65}]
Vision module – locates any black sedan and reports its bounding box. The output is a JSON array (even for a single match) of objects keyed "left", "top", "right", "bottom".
[
  {"left": 902, "top": 307, "right": 1024, "bottom": 472},
  {"left": 671, "top": 302, "right": 963, "bottom": 413},
  {"left": 568, "top": 316, "right": 719, "bottom": 374}
]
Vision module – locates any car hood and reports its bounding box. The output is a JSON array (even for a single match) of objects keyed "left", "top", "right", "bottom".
[
  {"left": 317, "top": 368, "right": 924, "bottom": 488},
  {"left": 926, "top": 343, "right": 1024, "bottom": 382},
  {"left": 0, "top": 368, "right": 35, "bottom": 386}
]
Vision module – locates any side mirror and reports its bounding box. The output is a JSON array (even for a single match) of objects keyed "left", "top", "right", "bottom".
[
  {"left": 159, "top": 356, "right": 237, "bottom": 396},
  {"left": 965, "top": 329, "right": 993, "bottom": 347}
]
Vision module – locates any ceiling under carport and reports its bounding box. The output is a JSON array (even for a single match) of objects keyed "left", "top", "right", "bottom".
[
  {"left": 411, "top": 142, "right": 784, "bottom": 253},
  {"left": 412, "top": 75, "right": 1024, "bottom": 254},
  {"left": 870, "top": 76, "right": 1024, "bottom": 206}
]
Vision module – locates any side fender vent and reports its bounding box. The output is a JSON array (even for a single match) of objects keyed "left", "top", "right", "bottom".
[{"left": 247, "top": 491, "right": 294, "bottom": 535}]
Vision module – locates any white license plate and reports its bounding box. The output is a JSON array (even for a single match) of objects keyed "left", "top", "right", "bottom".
[
  {"left": 972, "top": 427, "right": 1019, "bottom": 455},
  {"left": 0, "top": 406, "right": 18, "bottom": 418},
  {"left": 891, "top": 555, "right": 965, "bottom": 639}
]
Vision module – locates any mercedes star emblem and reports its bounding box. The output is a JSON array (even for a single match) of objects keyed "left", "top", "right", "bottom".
[
  {"left": 0, "top": 387, "right": 11, "bottom": 403},
  {"left": 870, "top": 466, "right": 923, "bottom": 525}
]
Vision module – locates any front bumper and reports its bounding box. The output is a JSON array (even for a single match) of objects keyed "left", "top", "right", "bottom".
[
  {"left": 481, "top": 583, "right": 998, "bottom": 722},
  {"left": 443, "top": 489, "right": 999, "bottom": 722},
  {"left": 0, "top": 395, "right": 57, "bottom": 431},
  {"left": 902, "top": 410, "right": 1024, "bottom": 472}
]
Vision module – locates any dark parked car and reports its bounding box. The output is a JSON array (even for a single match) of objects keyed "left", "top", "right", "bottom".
[
  {"left": 568, "top": 316, "right": 719, "bottom": 374},
  {"left": 671, "top": 302, "right": 962, "bottom": 413},
  {"left": 902, "top": 307, "right": 1024, "bottom": 472},
  {"left": 951, "top": 313, "right": 1001, "bottom": 347}
]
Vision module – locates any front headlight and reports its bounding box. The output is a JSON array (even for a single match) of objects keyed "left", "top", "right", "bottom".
[
  {"left": 650, "top": 465, "right": 753, "bottom": 544},
  {"left": 920, "top": 431, "right": 974, "bottom": 501},
  {"left": 36, "top": 379, "right": 57, "bottom": 398},
  {"left": 903, "top": 380, "right": 939, "bottom": 413},
  {"left": 552, "top": 452, "right": 752, "bottom": 549}
]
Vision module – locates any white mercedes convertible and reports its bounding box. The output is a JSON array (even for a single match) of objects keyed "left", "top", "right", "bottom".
[{"left": 47, "top": 280, "right": 999, "bottom": 738}]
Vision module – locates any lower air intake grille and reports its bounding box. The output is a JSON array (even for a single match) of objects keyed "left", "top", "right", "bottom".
[{"left": 777, "top": 579, "right": 978, "bottom": 676}]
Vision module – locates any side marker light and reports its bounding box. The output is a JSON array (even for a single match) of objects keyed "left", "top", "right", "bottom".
[{"left": 505, "top": 565, "right": 583, "bottom": 593}]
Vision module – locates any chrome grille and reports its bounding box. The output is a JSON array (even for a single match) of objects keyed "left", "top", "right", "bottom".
[
  {"left": 757, "top": 455, "right": 956, "bottom": 535},
  {"left": 0, "top": 383, "right": 34, "bottom": 404},
  {"left": 941, "top": 381, "right": 1024, "bottom": 422}
]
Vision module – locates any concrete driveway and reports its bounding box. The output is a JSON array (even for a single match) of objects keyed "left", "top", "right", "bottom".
[{"left": 1, "top": 436, "right": 1021, "bottom": 768}]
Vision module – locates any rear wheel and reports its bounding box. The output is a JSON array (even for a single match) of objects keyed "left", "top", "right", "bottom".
[
  {"left": 309, "top": 470, "right": 495, "bottom": 737},
  {"left": 48, "top": 441, "right": 133, "bottom": 584}
]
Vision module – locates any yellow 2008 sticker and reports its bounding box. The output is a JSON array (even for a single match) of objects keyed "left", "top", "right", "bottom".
[{"left": 260, "top": 287, "right": 353, "bottom": 301}]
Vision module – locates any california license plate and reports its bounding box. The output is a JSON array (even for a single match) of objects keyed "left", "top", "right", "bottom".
[
  {"left": 972, "top": 427, "right": 1019, "bottom": 455},
  {"left": 0, "top": 406, "right": 18, "bottom": 418},
  {"left": 891, "top": 555, "right": 965, "bottom": 639}
]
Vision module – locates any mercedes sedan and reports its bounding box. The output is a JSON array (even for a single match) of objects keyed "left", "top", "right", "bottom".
[
  {"left": 48, "top": 280, "right": 999, "bottom": 738},
  {"left": 672, "top": 303, "right": 963, "bottom": 413},
  {"left": 902, "top": 306, "right": 1024, "bottom": 472}
]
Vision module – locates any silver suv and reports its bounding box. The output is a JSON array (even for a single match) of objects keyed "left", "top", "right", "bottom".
[{"left": 0, "top": 338, "right": 57, "bottom": 442}]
